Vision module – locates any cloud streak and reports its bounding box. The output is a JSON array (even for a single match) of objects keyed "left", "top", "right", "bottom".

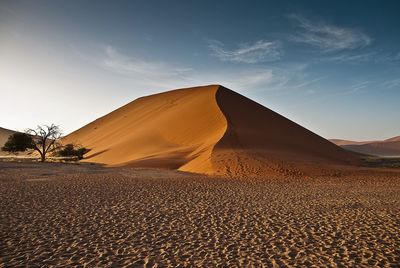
[
  {"left": 320, "top": 50, "right": 400, "bottom": 64},
  {"left": 208, "top": 39, "right": 282, "bottom": 63},
  {"left": 382, "top": 78, "right": 400, "bottom": 89},
  {"left": 98, "top": 45, "right": 281, "bottom": 91},
  {"left": 102, "top": 46, "right": 192, "bottom": 79},
  {"left": 289, "top": 14, "right": 372, "bottom": 52},
  {"left": 291, "top": 76, "right": 327, "bottom": 89}
]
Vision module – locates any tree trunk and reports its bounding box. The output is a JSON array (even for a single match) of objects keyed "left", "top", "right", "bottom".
[{"left": 40, "top": 153, "right": 45, "bottom": 162}]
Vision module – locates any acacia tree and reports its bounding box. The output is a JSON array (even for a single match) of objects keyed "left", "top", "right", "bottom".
[{"left": 26, "top": 124, "right": 62, "bottom": 162}]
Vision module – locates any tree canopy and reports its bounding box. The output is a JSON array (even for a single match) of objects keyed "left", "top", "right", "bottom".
[
  {"left": 26, "top": 124, "right": 62, "bottom": 162},
  {"left": 1, "top": 132, "right": 34, "bottom": 152},
  {"left": 57, "top": 144, "right": 90, "bottom": 160}
]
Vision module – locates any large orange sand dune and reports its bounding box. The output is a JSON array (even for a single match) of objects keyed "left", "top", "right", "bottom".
[{"left": 64, "top": 85, "right": 359, "bottom": 176}]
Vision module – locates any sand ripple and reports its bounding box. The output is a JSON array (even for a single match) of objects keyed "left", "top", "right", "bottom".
[{"left": 1, "top": 163, "right": 399, "bottom": 267}]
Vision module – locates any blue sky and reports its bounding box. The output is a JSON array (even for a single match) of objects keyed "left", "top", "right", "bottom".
[{"left": 0, "top": 0, "right": 399, "bottom": 140}]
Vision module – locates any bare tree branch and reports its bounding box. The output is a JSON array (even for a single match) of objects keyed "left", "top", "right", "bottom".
[{"left": 25, "top": 124, "right": 62, "bottom": 162}]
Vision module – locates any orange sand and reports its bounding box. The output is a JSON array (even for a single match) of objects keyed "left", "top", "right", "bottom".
[{"left": 64, "top": 85, "right": 359, "bottom": 176}]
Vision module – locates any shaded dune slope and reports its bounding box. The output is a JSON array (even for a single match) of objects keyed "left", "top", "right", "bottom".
[
  {"left": 64, "top": 85, "right": 359, "bottom": 176},
  {"left": 211, "top": 87, "right": 359, "bottom": 176}
]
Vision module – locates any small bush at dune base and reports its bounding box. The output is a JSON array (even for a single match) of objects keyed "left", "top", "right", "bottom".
[{"left": 57, "top": 144, "right": 90, "bottom": 160}]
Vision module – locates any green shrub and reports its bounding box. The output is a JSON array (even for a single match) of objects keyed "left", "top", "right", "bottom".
[
  {"left": 57, "top": 144, "right": 90, "bottom": 160},
  {"left": 1, "top": 133, "right": 34, "bottom": 152}
]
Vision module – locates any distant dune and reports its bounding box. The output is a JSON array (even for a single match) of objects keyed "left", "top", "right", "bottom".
[
  {"left": 342, "top": 141, "right": 400, "bottom": 157},
  {"left": 385, "top": 136, "right": 400, "bottom": 142},
  {"left": 64, "top": 85, "right": 359, "bottom": 177},
  {"left": 331, "top": 136, "right": 400, "bottom": 157},
  {"left": 0, "top": 127, "right": 16, "bottom": 148},
  {"left": 329, "top": 139, "right": 376, "bottom": 146}
]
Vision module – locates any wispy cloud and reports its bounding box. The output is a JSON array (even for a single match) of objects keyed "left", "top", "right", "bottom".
[
  {"left": 97, "top": 45, "right": 280, "bottom": 91},
  {"left": 347, "top": 80, "right": 370, "bottom": 93},
  {"left": 208, "top": 39, "right": 282, "bottom": 63},
  {"left": 102, "top": 46, "right": 192, "bottom": 79},
  {"left": 382, "top": 78, "right": 400, "bottom": 89},
  {"left": 319, "top": 50, "right": 400, "bottom": 64},
  {"left": 288, "top": 14, "right": 372, "bottom": 52},
  {"left": 324, "top": 51, "right": 376, "bottom": 63},
  {"left": 291, "top": 76, "right": 327, "bottom": 89},
  {"left": 291, "top": 80, "right": 371, "bottom": 108}
]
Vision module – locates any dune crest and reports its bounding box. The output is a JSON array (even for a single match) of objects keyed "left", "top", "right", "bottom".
[{"left": 64, "top": 85, "right": 358, "bottom": 176}]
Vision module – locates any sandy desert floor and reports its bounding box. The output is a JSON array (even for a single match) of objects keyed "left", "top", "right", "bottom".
[{"left": 0, "top": 162, "right": 399, "bottom": 267}]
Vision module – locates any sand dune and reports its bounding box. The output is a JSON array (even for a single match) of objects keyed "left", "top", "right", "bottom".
[
  {"left": 64, "top": 85, "right": 227, "bottom": 174},
  {"left": 64, "top": 85, "right": 358, "bottom": 176},
  {"left": 329, "top": 139, "right": 376, "bottom": 146},
  {"left": 342, "top": 141, "right": 400, "bottom": 157},
  {"left": 331, "top": 136, "right": 400, "bottom": 157},
  {"left": 212, "top": 87, "right": 358, "bottom": 176},
  {"left": 0, "top": 127, "right": 16, "bottom": 148},
  {"left": 385, "top": 136, "right": 400, "bottom": 142}
]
